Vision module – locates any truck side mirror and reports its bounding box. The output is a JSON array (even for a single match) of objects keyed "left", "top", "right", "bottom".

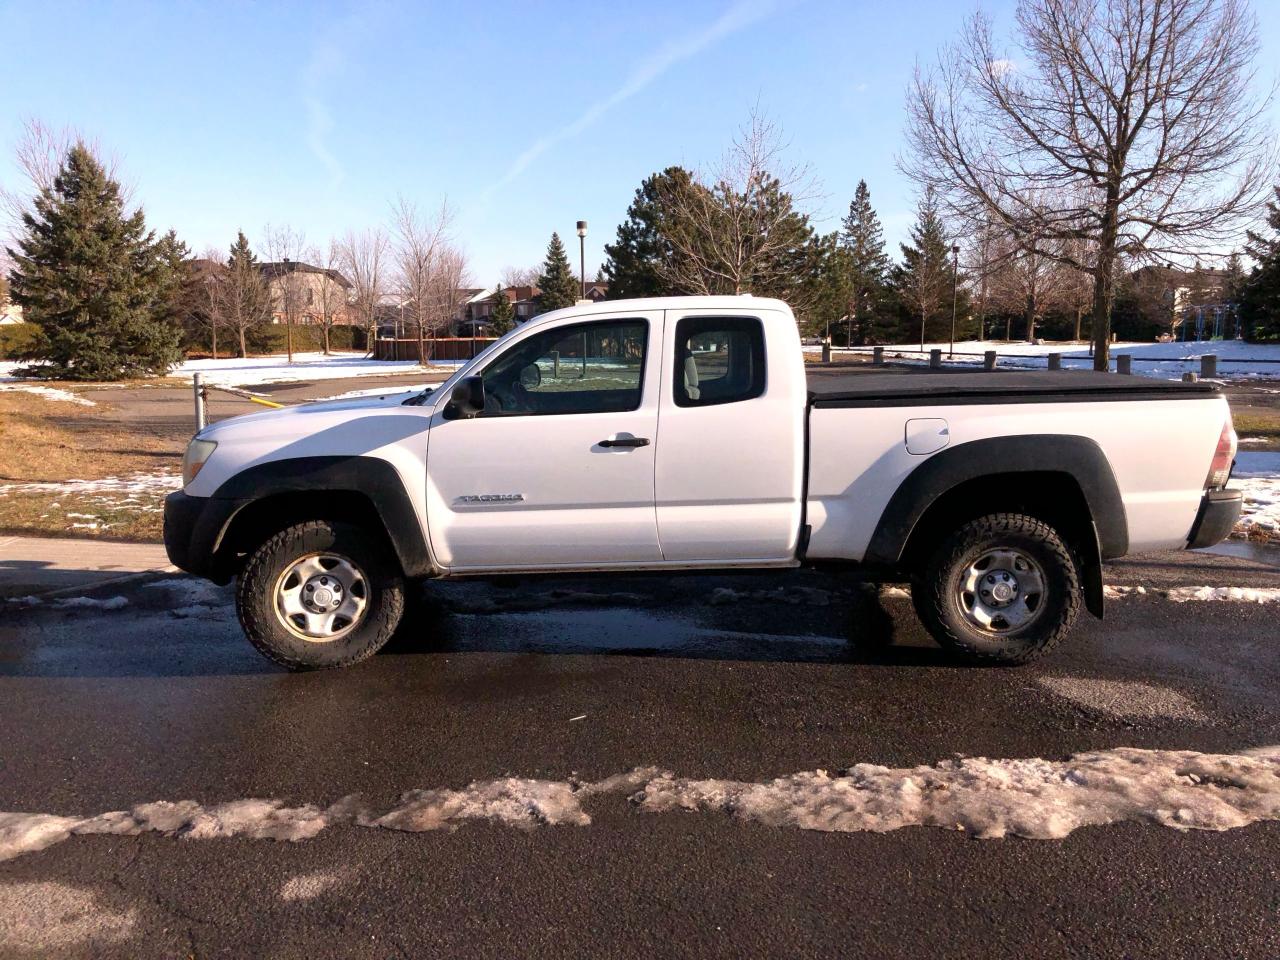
[{"left": 445, "top": 375, "right": 485, "bottom": 419}]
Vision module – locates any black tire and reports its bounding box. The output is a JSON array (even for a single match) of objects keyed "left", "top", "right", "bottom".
[
  {"left": 911, "top": 513, "right": 1081, "bottom": 665},
  {"left": 236, "top": 520, "right": 405, "bottom": 670}
]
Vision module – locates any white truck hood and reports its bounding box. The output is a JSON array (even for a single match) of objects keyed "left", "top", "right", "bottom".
[{"left": 186, "top": 390, "right": 437, "bottom": 497}]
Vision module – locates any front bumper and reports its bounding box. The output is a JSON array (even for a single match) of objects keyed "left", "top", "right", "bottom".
[
  {"left": 1186, "top": 488, "right": 1243, "bottom": 550},
  {"left": 163, "top": 491, "right": 241, "bottom": 582}
]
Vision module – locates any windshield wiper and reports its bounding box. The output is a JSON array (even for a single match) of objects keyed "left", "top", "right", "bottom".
[{"left": 401, "top": 387, "right": 436, "bottom": 406}]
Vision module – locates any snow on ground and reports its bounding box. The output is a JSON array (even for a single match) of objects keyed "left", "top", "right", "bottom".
[
  {"left": 1233, "top": 452, "right": 1280, "bottom": 537},
  {"left": 170, "top": 352, "right": 438, "bottom": 388},
  {"left": 0, "top": 382, "right": 95, "bottom": 406},
  {"left": 1165, "top": 586, "right": 1280, "bottom": 603},
  {"left": 813, "top": 338, "right": 1280, "bottom": 380},
  {"left": 0, "top": 472, "right": 180, "bottom": 497},
  {"left": 2, "top": 745, "right": 1276, "bottom": 861}
]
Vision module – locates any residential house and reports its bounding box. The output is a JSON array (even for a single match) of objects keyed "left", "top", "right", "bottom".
[{"left": 259, "top": 259, "right": 353, "bottom": 325}]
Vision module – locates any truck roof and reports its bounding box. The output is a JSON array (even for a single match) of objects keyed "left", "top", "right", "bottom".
[
  {"left": 531, "top": 294, "right": 794, "bottom": 323},
  {"left": 807, "top": 366, "right": 1221, "bottom": 407}
]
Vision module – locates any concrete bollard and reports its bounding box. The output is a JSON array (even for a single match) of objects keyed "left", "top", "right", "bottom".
[
  {"left": 821, "top": 342, "right": 832, "bottom": 363},
  {"left": 1201, "top": 354, "right": 1218, "bottom": 379},
  {"left": 1116, "top": 354, "right": 1132, "bottom": 375},
  {"left": 983, "top": 350, "right": 997, "bottom": 371},
  {"left": 929, "top": 349, "right": 943, "bottom": 369},
  {"left": 193, "top": 372, "right": 207, "bottom": 432},
  {"left": 873, "top": 346, "right": 884, "bottom": 366},
  {"left": 1182, "top": 372, "right": 1198, "bottom": 383},
  {"left": 1047, "top": 353, "right": 1062, "bottom": 371}
]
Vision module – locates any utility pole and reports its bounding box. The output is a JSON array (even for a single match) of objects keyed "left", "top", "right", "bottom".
[{"left": 949, "top": 243, "right": 960, "bottom": 358}]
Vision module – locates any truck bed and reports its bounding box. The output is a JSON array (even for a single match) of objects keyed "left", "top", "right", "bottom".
[{"left": 806, "top": 367, "right": 1220, "bottom": 408}]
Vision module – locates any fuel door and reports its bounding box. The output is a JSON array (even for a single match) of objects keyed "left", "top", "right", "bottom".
[{"left": 905, "top": 418, "right": 949, "bottom": 456}]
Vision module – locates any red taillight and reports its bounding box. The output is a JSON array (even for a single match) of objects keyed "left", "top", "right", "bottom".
[{"left": 1205, "top": 417, "right": 1237, "bottom": 490}]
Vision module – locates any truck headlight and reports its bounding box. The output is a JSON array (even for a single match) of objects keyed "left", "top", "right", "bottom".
[{"left": 182, "top": 438, "right": 218, "bottom": 488}]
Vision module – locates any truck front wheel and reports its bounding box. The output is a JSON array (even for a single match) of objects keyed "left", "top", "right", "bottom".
[
  {"left": 912, "top": 513, "right": 1081, "bottom": 665},
  {"left": 236, "top": 520, "right": 405, "bottom": 670}
]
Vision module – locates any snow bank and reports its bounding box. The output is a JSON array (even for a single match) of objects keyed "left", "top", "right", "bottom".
[
  {"left": 1233, "top": 452, "right": 1280, "bottom": 536},
  {"left": 635, "top": 745, "right": 1280, "bottom": 839},
  {"left": 3, "top": 746, "right": 1277, "bottom": 861},
  {"left": 170, "top": 352, "right": 433, "bottom": 388},
  {"left": 1165, "top": 585, "right": 1280, "bottom": 603},
  {"left": 816, "top": 338, "right": 1280, "bottom": 380},
  {"left": 0, "top": 382, "right": 95, "bottom": 406}
]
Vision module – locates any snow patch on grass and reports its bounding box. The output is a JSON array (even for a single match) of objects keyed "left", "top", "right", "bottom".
[
  {"left": 0, "top": 382, "right": 95, "bottom": 406},
  {"left": 0, "top": 471, "right": 180, "bottom": 496},
  {"left": 171, "top": 352, "right": 433, "bottom": 388}
]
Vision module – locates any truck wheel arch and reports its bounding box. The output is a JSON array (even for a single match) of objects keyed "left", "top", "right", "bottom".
[
  {"left": 865, "top": 436, "right": 1128, "bottom": 619},
  {"left": 209, "top": 456, "right": 435, "bottom": 581}
]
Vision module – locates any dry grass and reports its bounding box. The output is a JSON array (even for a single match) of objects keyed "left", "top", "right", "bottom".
[{"left": 0, "top": 391, "right": 182, "bottom": 541}]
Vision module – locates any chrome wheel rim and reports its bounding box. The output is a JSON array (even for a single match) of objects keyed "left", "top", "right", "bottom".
[
  {"left": 957, "top": 548, "right": 1046, "bottom": 634},
  {"left": 274, "top": 553, "right": 369, "bottom": 642}
]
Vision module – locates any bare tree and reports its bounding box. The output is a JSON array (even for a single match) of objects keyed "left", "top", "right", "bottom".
[
  {"left": 312, "top": 238, "right": 349, "bottom": 355},
  {"left": 191, "top": 246, "right": 227, "bottom": 359},
  {"left": 1, "top": 118, "right": 130, "bottom": 244},
  {"left": 391, "top": 198, "right": 457, "bottom": 363},
  {"left": 905, "top": 0, "right": 1273, "bottom": 368},
  {"left": 653, "top": 110, "right": 820, "bottom": 303},
  {"left": 340, "top": 227, "right": 391, "bottom": 354},
  {"left": 500, "top": 265, "right": 539, "bottom": 289},
  {"left": 987, "top": 229, "right": 1074, "bottom": 341},
  {"left": 263, "top": 225, "right": 309, "bottom": 362}
]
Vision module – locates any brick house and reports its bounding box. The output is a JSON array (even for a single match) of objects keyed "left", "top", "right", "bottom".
[{"left": 259, "top": 259, "right": 353, "bottom": 325}]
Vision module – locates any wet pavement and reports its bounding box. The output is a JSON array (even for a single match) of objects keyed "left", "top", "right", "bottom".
[{"left": 1, "top": 548, "right": 1279, "bottom": 958}]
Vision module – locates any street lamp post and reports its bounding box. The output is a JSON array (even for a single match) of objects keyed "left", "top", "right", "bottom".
[
  {"left": 576, "top": 220, "right": 588, "bottom": 300},
  {"left": 949, "top": 243, "right": 960, "bottom": 358}
]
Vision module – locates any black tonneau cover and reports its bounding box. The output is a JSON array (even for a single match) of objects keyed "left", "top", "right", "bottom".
[{"left": 806, "top": 367, "right": 1220, "bottom": 408}]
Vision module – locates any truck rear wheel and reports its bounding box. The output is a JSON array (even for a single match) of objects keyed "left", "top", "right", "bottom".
[
  {"left": 912, "top": 513, "right": 1081, "bottom": 665},
  {"left": 236, "top": 520, "right": 405, "bottom": 670}
]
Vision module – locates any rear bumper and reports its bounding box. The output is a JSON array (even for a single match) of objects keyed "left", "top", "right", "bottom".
[
  {"left": 163, "top": 491, "right": 240, "bottom": 582},
  {"left": 1187, "top": 488, "right": 1243, "bottom": 550}
]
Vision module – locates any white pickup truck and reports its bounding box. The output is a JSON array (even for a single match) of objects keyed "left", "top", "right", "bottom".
[{"left": 165, "top": 296, "right": 1241, "bottom": 669}]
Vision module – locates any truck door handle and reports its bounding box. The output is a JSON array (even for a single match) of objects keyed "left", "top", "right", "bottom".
[{"left": 599, "top": 437, "right": 650, "bottom": 448}]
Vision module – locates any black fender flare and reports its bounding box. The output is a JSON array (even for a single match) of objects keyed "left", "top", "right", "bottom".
[
  {"left": 211, "top": 455, "right": 434, "bottom": 578},
  {"left": 864, "top": 435, "right": 1127, "bottom": 618}
]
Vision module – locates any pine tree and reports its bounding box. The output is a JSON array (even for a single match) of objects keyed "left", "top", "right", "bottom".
[
  {"left": 537, "top": 232, "right": 579, "bottom": 312},
  {"left": 893, "top": 189, "right": 955, "bottom": 347},
  {"left": 490, "top": 283, "right": 515, "bottom": 334},
  {"left": 839, "top": 180, "right": 891, "bottom": 345},
  {"left": 1238, "top": 185, "right": 1280, "bottom": 342},
  {"left": 602, "top": 167, "right": 695, "bottom": 298},
  {"left": 7, "top": 144, "right": 182, "bottom": 380},
  {"left": 223, "top": 231, "right": 272, "bottom": 358}
]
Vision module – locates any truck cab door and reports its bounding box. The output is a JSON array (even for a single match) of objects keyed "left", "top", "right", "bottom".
[
  {"left": 425, "top": 312, "right": 663, "bottom": 571},
  {"left": 654, "top": 309, "right": 805, "bottom": 562}
]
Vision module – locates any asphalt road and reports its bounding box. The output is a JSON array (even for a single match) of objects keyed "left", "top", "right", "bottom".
[{"left": 1, "top": 547, "right": 1278, "bottom": 958}]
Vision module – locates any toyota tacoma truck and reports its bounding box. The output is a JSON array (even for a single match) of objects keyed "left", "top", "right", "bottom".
[{"left": 164, "top": 296, "right": 1242, "bottom": 669}]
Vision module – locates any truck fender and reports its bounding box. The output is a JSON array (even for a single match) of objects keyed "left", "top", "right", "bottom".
[
  {"left": 864, "top": 435, "right": 1125, "bottom": 618},
  {"left": 211, "top": 455, "right": 435, "bottom": 578}
]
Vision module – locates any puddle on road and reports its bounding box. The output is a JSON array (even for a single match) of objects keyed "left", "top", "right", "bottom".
[{"left": 438, "top": 607, "right": 860, "bottom": 663}]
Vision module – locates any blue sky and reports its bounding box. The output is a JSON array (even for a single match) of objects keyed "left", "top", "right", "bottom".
[{"left": 3, "top": 0, "right": 1279, "bottom": 283}]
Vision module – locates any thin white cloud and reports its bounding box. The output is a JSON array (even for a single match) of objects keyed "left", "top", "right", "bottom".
[
  {"left": 989, "top": 58, "right": 1017, "bottom": 77},
  {"left": 483, "top": 0, "right": 783, "bottom": 199},
  {"left": 302, "top": 32, "right": 347, "bottom": 191}
]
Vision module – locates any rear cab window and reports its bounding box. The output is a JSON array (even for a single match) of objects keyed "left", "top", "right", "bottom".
[{"left": 673, "top": 315, "right": 766, "bottom": 407}]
